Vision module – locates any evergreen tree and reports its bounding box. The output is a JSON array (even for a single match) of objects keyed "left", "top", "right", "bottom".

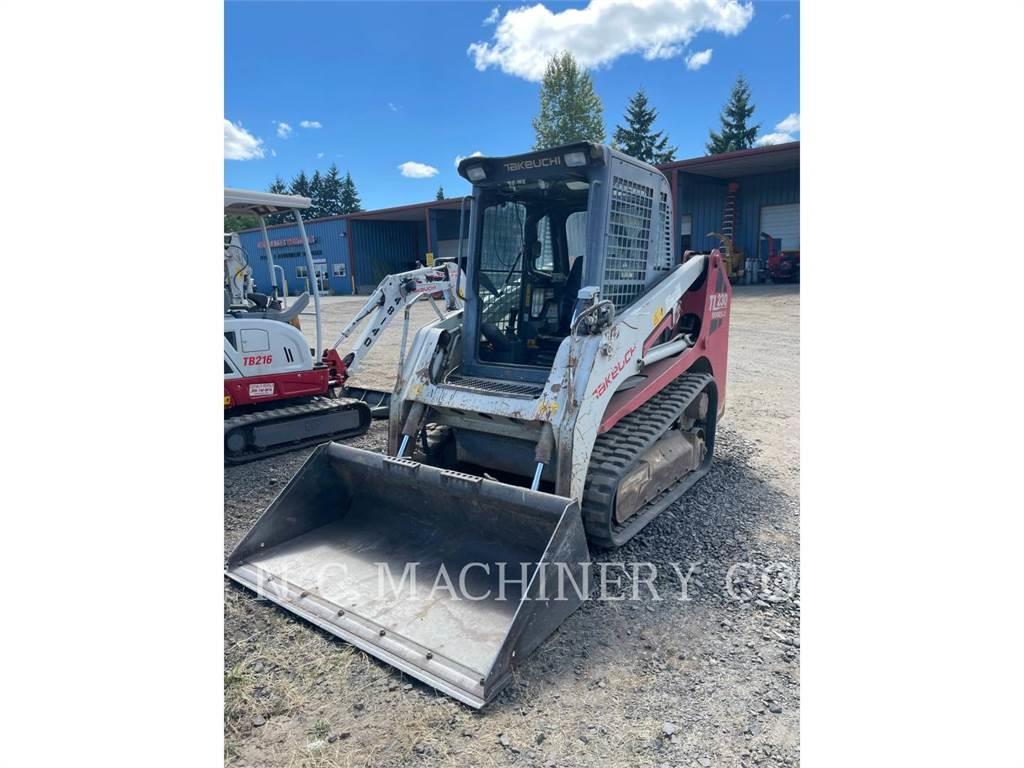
[
  {"left": 706, "top": 75, "right": 760, "bottom": 154},
  {"left": 339, "top": 172, "right": 362, "bottom": 213},
  {"left": 308, "top": 170, "right": 324, "bottom": 218},
  {"left": 224, "top": 214, "right": 257, "bottom": 232},
  {"left": 532, "top": 51, "right": 606, "bottom": 149},
  {"left": 265, "top": 176, "right": 291, "bottom": 224},
  {"left": 612, "top": 88, "right": 676, "bottom": 164},
  {"left": 289, "top": 170, "right": 312, "bottom": 200},
  {"left": 436, "top": 186, "right": 445, "bottom": 200},
  {"left": 318, "top": 164, "right": 344, "bottom": 216}
]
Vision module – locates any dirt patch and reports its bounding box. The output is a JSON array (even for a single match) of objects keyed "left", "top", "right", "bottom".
[{"left": 225, "top": 284, "right": 800, "bottom": 767}]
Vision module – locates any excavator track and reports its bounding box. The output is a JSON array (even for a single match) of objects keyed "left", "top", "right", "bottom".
[
  {"left": 582, "top": 372, "right": 717, "bottom": 549},
  {"left": 224, "top": 397, "right": 372, "bottom": 465}
]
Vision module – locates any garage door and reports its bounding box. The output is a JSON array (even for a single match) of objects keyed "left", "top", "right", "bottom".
[
  {"left": 436, "top": 239, "right": 463, "bottom": 262},
  {"left": 759, "top": 204, "right": 800, "bottom": 250}
]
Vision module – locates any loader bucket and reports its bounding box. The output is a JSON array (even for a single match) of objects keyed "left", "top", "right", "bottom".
[{"left": 226, "top": 442, "right": 590, "bottom": 708}]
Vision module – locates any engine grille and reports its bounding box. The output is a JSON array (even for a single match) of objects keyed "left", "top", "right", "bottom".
[{"left": 444, "top": 374, "right": 544, "bottom": 399}]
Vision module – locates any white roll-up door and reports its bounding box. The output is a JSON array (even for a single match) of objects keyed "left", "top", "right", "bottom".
[
  {"left": 436, "top": 239, "right": 463, "bottom": 261},
  {"left": 759, "top": 204, "right": 800, "bottom": 250}
]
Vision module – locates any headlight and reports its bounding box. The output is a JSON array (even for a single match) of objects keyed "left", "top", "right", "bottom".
[
  {"left": 466, "top": 165, "right": 486, "bottom": 181},
  {"left": 563, "top": 151, "right": 587, "bottom": 167}
]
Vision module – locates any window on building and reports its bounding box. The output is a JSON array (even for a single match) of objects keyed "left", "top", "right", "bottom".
[
  {"left": 333, "top": 263, "right": 347, "bottom": 277},
  {"left": 679, "top": 214, "right": 693, "bottom": 253},
  {"left": 296, "top": 266, "right": 308, "bottom": 279}
]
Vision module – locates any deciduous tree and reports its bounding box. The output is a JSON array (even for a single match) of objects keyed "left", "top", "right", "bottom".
[{"left": 532, "top": 52, "right": 606, "bottom": 149}]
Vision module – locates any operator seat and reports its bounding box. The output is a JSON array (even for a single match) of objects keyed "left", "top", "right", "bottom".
[
  {"left": 559, "top": 256, "right": 584, "bottom": 332},
  {"left": 228, "top": 291, "right": 310, "bottom": 324},
  {"left": 247, "top": 292, "right": 270, "bottom": 310}
]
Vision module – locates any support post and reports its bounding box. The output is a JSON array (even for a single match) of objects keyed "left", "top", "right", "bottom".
[
  {"left": 293, "top": 210, "right": 322, "bottom": 358},
  {"left": 258, "top": 215, "right": 278, "bottom": 298}
]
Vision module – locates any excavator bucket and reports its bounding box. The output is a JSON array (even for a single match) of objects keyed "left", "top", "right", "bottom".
[{"left": 226, "top": 442, "right": 590, "bottom": 708}]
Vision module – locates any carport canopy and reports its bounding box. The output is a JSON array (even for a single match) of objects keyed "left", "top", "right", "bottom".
[
  {"left": 224, "top": 188, "right": 311, "bottom": 216},
  {"left": 343, "top": 198, "right": 463, "bottom": 222},
  {"left": 659, "top": 141, "right": 799, "bottom": 178}
]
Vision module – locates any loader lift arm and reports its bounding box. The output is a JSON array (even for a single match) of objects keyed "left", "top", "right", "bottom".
[{"left": 322, "top": 263, "right": 462, "bottom": 391}]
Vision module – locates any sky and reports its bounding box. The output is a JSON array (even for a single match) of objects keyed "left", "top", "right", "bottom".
[{"left": 225, "top": 0, "right": 800, "bottom": 210}]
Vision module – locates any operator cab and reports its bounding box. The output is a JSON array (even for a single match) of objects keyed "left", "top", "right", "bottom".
[
  {"left": 459, "top": 144, "right": 599, "bottom": 381},
  {"left": 476, "top": 187, "right": 588, "bottom": 369}
]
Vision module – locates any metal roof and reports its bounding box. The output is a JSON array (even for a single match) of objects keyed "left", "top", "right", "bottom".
[
  {"left": 657, "top": 141, "right": 799, "bottom": 178},
  {"left": 224, "top": 188, "right": 312, "bottom": 216},
  {"left": 228, "top": 142, "right": 798, "bottom": 232},
  {"left": 342, "top": 198, "right": 464, "bottom": 222}
]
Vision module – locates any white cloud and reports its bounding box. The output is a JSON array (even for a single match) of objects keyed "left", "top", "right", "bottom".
[
  {"left": 483, "top": 6, "right": 500, "bottom": 25},
  {"left": 776, "top": 112, "right": 799, "bottom": 133},
  {"left": 224, "top": 119, "right": 265, "bottom": 160},
  {"left": 387, "top": 102, "right": 399, "bottom": 112},
  {"left": 271, "top": 148, "right": 277, "bottom": 157},
  {"left": 317, "top": 152, "right": 325, "bottom": 159},
  {"left": 454, "top": 150, "right": 483, "bottom": 168},
  {"left": 756, "top": 112, "right": 800, "bottom": 145},
  {"left": 780, "top": 13, "right": 791, "bottom": 20},
  {"left": 685, "top": 47, "right": 713, "bottom": 70},
  {"left": 275, "top": 121, "right": 292, "bottom": 139},
  {"left": 468, "top": 0, "right": 754, "bottom": 81},
  {"left": 755, "top": 132, "right": 792, "bottom": 146},
  {"left": 399, "top": 161, "right": 439, "bottom": 178},
  {"left": 300, "top": 120, "right": 322, "bottom": 128},
  {"left": 645, "top": 43, "right": 684, "bottom": 60}
]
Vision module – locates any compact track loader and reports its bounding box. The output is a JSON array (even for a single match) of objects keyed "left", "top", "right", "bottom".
[{"left": 227, "top": 143, "right": 732, "bottom": 707}]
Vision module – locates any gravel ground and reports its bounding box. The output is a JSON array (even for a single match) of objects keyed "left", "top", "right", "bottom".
[{"left": 225, "top": 284, "right": 800, "bottom": 768}]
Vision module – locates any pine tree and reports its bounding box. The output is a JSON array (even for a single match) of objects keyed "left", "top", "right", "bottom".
[
  {"left": 706, "top": 75, "right": 760, "bottom": 154},
  {"left": 289, "top": 170, "right": 312, "bottom": 200},
  {"left": 318, "top": 164, "right": 344, "bottom": 216},
  {"left": 308, "top": 170, "right": 324, "bottom": 218},
  {"left": 224, "top": 214, "right": 257, "bottom": 232},
  {"left": 612, "top": 88, "right": 677, "bottom": 164},
  {"left": 532, "top": 51, "right": 606, "bottom": 149},
  {"left": 339, "top": 172, "right": 362, "bottom": 213},
  {"left": 268, "top": 176, "right": 288, "bottom": 195},
  {"left": 265, "top": 176, "right": 290, "bottom": 224},
  {"left": 436, "top": 186, "right": 445, "bottom": 200}
]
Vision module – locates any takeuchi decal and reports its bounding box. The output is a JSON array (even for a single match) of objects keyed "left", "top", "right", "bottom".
[
  {"left": 592, "top": 345, "right": 637, "bottom": 398},
  {"left": 258, "top": 236, "right": 318, "bottom": 249},
  {"left": 504, "top": 155, "right": 562, "bottom": 173}
]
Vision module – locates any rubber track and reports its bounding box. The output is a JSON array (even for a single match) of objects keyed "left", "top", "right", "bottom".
[
  {"left": 582, "top": 372, "right": 715, "bottom": 548},
  {"left": 224, "top": 397, "right": 370, "bottom": 465}
]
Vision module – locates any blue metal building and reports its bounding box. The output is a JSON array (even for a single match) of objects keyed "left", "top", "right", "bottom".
[
  {"left": 236, "top": 217, "right": 353, "bottom": 296},
  {"left": 661, "top": 141, "right": 800, "bottom": 266},
  {"left": 232, "top": 142, "right": 798, "bottom": 295},
  {"left": 234, "top": 199, "right": 467, "bottom": 296}
]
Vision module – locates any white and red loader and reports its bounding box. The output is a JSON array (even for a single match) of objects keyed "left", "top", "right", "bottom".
[{"left": 227, "top": 144, "right": 732, "bottom": 707}]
